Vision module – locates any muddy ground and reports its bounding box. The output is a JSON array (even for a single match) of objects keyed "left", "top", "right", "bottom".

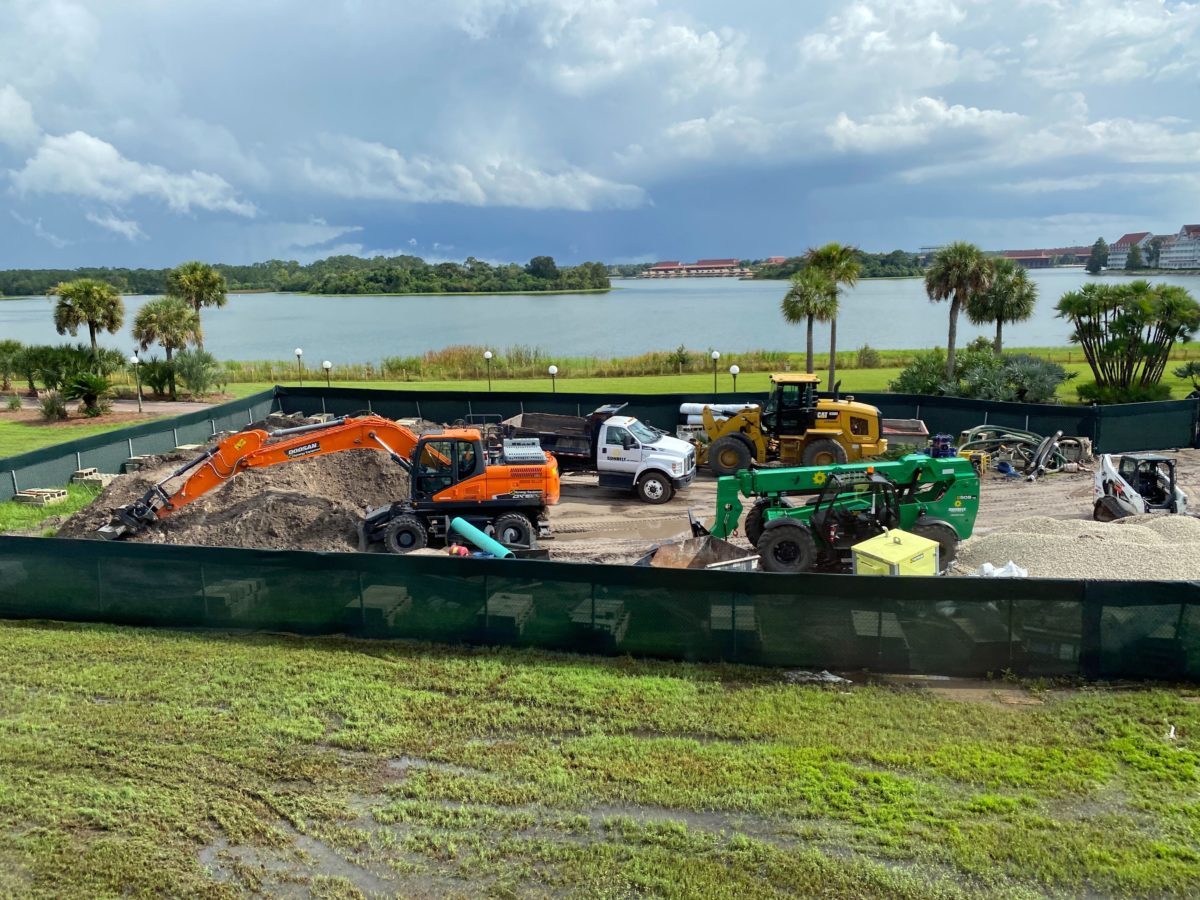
[{"left": 55, "top": 438, "right": 1200, "bottom": 563}]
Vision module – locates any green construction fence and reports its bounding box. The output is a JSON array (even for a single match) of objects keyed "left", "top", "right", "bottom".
[{"left": 0, "top": 535, "right": 1197, "bottom": 679}]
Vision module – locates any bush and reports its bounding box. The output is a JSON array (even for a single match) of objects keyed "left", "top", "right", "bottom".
[
  {"left": 888, "top": 349, "right": 955, "bottom": 395},
  {"left": 890, "top": 348, "right": 1072, "bottom": 403},
  {"left": 38, "top": 391, "right": 67, "bottom": 421},
  {"left": 855, "top": 344, "right": 882, "bottom": 369},
  {"left": 139, "top": 359, "right": 174, "bottom": 397},
  {"left": 173, "top": 349, "right": 224, "bottom": 396},
  {"left": 63, "top": 372, "right": 113, "bottom": 416},
  {"left": 1075, "top": 382, "right": 1173, "bottom": 404},
  {"left": 7, "top": 394, "right": 22, "bottom": 411}
]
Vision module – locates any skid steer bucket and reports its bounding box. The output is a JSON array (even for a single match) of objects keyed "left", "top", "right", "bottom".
[{"left": 636, "top": 535, "right": 759, "bottom": 571}]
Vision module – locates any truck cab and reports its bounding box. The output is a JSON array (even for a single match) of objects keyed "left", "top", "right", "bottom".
[{"left": 595, "top": 415, "right": 696, "bottom": 503}]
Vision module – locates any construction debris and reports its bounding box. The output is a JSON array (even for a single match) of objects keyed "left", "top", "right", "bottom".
[{"left": 13, "top": 489, "right": 68, "bottom": 506}]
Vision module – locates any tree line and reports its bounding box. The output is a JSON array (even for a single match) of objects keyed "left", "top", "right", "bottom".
[
  {"left": 0, "top": 255, "right": 610, "bottom": 298},
  {"left": 755, "top": 250, "right": 924, "bottom": 280}
]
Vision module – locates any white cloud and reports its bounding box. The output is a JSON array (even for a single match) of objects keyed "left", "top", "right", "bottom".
[
  {"left": 297, "top": 135, "right": 646, "bottom": 211},
  {"left": 85, "top": 211, "right": 147, "bottom": 241},
  {"left": 10, "top": 131, "right": 256, "bottom": 216},
  {"left": 0, "top": 84, "right": 41, "bottom": 149},
  {"left": 828, "top": 97, "right": 1025, "bottom": 152},
  {"left": 10, "top": 210, "right": 70, "bottom": 248}
]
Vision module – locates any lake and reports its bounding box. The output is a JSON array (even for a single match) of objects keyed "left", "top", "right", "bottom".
[{"left": 1, "top": 269, "right": 1196, "bottom": 363}]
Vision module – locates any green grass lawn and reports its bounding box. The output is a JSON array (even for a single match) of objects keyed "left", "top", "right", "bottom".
[
  {"left": 0, "top": 621, "right": 1196, "bottom": 897},
  {"left": 0, "top": 483, "right": 101, "bottom": 534},
  {"left": 0, "top": 418, "right": 152, "bottom": 458}
]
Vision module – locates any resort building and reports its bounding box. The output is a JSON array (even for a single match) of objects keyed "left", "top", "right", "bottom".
[
  {"left": 1159, "top": 225, "right": 1200, "bottom": 269},
  {"left": 1001, "top": 247, "right": 1090, "bottom": 268},
  {"left": 1107, "top": 232, "right": 1153, "bottom": 269},
  {"left": 643, "top": 258, "right": 750, "bottom": 277}
]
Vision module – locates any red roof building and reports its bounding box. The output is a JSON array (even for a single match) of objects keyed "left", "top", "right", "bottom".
[{"left": 642, "top": 258, "right": 750, "bottom": 278}]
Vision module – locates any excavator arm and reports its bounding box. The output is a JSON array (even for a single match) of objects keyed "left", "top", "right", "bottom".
[{"left": 98, "top": 415, "right": 425, "bottom": 539}]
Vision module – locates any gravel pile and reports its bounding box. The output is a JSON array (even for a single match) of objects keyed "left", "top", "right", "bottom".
[{"left": 953, "top": 514, "right": 1200, "bottom": 580}]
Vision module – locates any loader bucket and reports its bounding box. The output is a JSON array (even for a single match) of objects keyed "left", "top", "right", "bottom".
[{"left": 636, "top": 535, "right": 758, "bottom": 571}]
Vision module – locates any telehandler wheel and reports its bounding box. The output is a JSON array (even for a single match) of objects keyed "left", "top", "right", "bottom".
[
  {"left": 492, "top": 513, "right": 536, "bottom": 548},
  {"left": 637, "top": 471, "right": 674, "bottom": 504},
  {"left": 744, "top": 504, "right": 766, "bottom": 546},
  {"left": 910, "top": 519, "right": 960, "bottom": 571},
  {"left": 709, "top": 435, "right": 753, "bottom": 476},
  {"left": 801, "top": 438, "right": 848, "bottom": 467},
  {"left": 756, "top": 521, "right": 818, "bottom": 574},
  {"left": 384, "top": 514, "right": 428, "bottom": 554}
]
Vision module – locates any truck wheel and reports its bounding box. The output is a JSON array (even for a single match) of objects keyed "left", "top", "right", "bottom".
[
  {"left": 637, "top": 471, "right": 674, "bottom": 504},
  {"left": 709, "top": 435, "right": 752, "bottom": 476},
  {"left": 757, "top": 522, "right": 817, "bottom": 574},
  {"left": 492, "top": 513, "right": 536, "bottom": 549},
  {"left": 383, "top": 514, "right": 428, "bottom": 554},
  {"left": 801, "top": 439, "right": 848, "bottom": 467},
  {"left": 910, "top": 519, "right": 959, "bottom": 571},
  {"left": 744, "top": 504, "right": 766, "bottom": 546}
]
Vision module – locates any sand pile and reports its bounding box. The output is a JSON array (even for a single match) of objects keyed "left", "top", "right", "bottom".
[
  {"left": 954, "top": 514, "right": 1200, "bottom": 580},
  {"left": 59, "top": 449, "right": 410, "bottom": 551}
]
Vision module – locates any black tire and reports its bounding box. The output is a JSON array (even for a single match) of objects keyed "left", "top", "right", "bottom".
[
  {"left": 637, "top": 471, "right": 674, "bottom": 504},
  {"left": 383, "top": 514, "right": 428, "bottom": 554},
  {"left": 909, "top": 519, "right": 960, "bottom": 570},
  {"left": 756, "top": 521, "right": 818, "bottom": 574},
  {"left": 802, "top": 438, "right": 848, "bottom": 467},
  {"left": 709, "top": 435, "right": 753, "bottom": 476},
  {"left": 744, "top": 503, "right": 766, "bottom": 546},
  {"left": 492, "top": 512, "right": 536, "bottom": 549}
]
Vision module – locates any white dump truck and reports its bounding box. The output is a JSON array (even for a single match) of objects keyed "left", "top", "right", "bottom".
[{"left": 500, "top": 403, "right": 696, "bottom": 504}]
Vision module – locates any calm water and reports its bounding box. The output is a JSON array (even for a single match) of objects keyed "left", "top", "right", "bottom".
[{"left": 2, "top": 270, "right": 1196, "bottom": 363}]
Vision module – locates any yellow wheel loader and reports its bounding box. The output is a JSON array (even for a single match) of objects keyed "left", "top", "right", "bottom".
[{"left": 688, "top": 374, "right": 889, "bottom": 477}]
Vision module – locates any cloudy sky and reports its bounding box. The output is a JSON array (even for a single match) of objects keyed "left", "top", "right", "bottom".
[{"left": 1, "top": 0, "right": 1198, "bottom": 268}]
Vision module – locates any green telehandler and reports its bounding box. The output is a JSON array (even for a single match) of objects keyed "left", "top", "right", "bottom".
[{"left": 703, "top": 454, "right": 981, "bottom": 574}]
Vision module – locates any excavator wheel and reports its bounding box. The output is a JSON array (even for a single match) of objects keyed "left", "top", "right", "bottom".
[
  {"left": 909, "top": 519, "right": 960, "bottom": 571},
  {"left": 383, "top": 514, "right": 428, "bottom": 554},
  {"left": 709, "top": 435, "right": 753, "bottom": 477},
  {"left": 802, "top": 439, "right": 848, "bottom": 467},
  {"left": 756, "top": 520, "right": 818, "bottom": 574},
  {"left": 492, "top": 513, "right": 536, "bottom": 549}
]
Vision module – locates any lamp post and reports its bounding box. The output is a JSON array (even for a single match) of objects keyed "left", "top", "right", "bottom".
[
  {"left": 294, "top": 348, "right": 303, "bottom": 386},
  {"left": 711, "top": 350, "right": 721, "bottom": 397},
  {"left": 729, "top": 364, "right": 740, "bottom": 393},
  {"left": 484, "top": 350, "right": 493, "bottom": 391},
  {"left": 129, "top": 355, "right": 143, "bottom": 413},
  {"left": 548, "top": 364, "right": 558, "bottom": 394},
  {"left": 322, "top": 360, "right": 332, "bottom": 388}
]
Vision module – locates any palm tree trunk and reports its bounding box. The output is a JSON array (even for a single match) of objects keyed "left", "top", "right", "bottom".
[
  {"left": 994, "top": 319, "right": 1003, "bottom": 356},
  {"left": 827, "top": 317, "right": 838, "bottom": 389},
  {"left": 946, "top": 296, "right": 961, "bottom": 380},
  {"left": 806, "top": 315, "right": 815, "bottom": 373},
  {"left": 166, "top": 346, "right": 177, "bottom": 401},
  {"left": 88, "top": 322, "right": 98, "bottom": 354},
  {"left": 194, "top": 302, "right": 205, "bottom": 351}
]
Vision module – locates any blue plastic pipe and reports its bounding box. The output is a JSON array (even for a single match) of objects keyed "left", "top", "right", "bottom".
[{"left": 449, "top": 517, "right": 515, "bottom": 559}]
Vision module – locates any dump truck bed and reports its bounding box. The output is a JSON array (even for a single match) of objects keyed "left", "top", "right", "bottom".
[{"left": 501, "top": 411, "right": 594, "bottom": 466}]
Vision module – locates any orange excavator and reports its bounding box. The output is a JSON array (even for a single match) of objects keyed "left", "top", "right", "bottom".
[{"left": 98, "top": 414, "right": 561, "bottom": 553}]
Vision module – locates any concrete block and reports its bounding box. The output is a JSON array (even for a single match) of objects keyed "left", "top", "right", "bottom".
[
  {"left": 13, "top": 489, "right": 68, "bottom": 506},
  {"left": 71, "top": 468, "right": 99, "bottom": 482},
  {"left": 122, "top": 456, "right": 154, "bottom": 473}
]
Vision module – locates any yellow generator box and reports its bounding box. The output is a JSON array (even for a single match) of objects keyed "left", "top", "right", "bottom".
[{"left": 852, "top": 529, "right": 940, "bottom": 576}]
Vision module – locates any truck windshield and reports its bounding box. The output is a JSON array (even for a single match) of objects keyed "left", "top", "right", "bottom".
[{"left": 628, "top": 420, "right": 660, "bottom": 444}]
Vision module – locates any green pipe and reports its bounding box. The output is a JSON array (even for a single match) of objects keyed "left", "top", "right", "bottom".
[{"left": 449, "top": 517, "right": 514, "bottom": 559}]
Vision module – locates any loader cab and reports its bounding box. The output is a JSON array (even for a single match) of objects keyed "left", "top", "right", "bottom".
[
  {"left": 764, "top": 374, "right": 821, "bottom": 436},
  {"left": 412, "top": 432, "right": 485, "bottom": 500},
  {"left": 1118, "top": 454, "right": 1176, "bottom": 508}
]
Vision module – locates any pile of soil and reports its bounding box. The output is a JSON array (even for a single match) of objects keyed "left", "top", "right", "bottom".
[{"left": 59, "top": 450, "right": 410, "bottom": 552}]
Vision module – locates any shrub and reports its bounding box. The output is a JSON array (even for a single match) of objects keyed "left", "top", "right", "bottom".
[
  {"left": 889, "top": 349, "right": 955, "bottom": 395},
  {"left": 38, "top": 391, "right": 68, "bottom": 421},
  {"left": 173, "top": 349, "right": 223, "bottom": 396},
  {"left": 667, "top": 344, "right": 692, "bottom": 374},
  {"left": 1076, "top": 382, "right": 1172, "bottom": 404},
  {"left": 890, "top": 347, "right": 1072, "bottom": 403},
  {"left": 1174, "top": 360, "right": 1200, "bottom": 393},
  {"left": 63, "top": 372, "right": 113, "bottom": 416},
  {"left": 7, "top": 395, "right": 22, "bottom": 411},
  {"left": 139, "top": 359, "right": 174, "bottom": 397},
  {"left": 855, "top": 344, "right": 882, "bottom": 369}
]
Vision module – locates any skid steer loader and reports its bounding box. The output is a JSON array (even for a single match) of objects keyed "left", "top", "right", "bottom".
[{"left": 1093, "top": 454, "right": 1189, "bottom": 521}]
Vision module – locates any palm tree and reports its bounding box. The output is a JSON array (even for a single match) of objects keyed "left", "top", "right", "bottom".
[
  {"left": 780, "top": 267, "right": 836, "bottom": 374},
  {"left": 965, "top": 257, "right": 1038, "bottom": 355},
  {"left": 166, "top": 261, "right": 227, "bottom": 350},
  {"left": 133, "top": 297, "right": 200, "bottom": 400},
  {"left": 804, "top": 243, "right": 861, "bottom": 388},
  {"left": 924, "top": 242, "right": 993, "bottom": 380},
  {"left": 49, "top": 278, "right": 124, "bottom": 353}
]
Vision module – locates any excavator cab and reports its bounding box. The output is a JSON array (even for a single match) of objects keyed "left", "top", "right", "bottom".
[{"left": 412, "top": 436, "right": 482, "bottom": 500}]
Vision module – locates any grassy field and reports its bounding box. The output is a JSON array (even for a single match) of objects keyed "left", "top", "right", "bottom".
[
  {"left": 0, "top": 621, "right": 1196, "bottom": 897},
  {"left": 0, "top": 418, "right": 153, "bottom": 458},
  {"left": 0, "top": 483, "right": 101, "bottom": 534}
]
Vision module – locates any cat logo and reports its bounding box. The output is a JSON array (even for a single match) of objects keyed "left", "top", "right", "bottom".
[{"left": 234, "top": 438, "right": 248, "bottom": 451}]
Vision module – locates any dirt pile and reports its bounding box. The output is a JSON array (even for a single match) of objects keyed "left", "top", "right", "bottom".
[
  {"left": 953, "top": 513, "right": 1200, "bottom": 580},
  {"left": 59, "top": 450, "right": 409, "bottom": 551}
]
